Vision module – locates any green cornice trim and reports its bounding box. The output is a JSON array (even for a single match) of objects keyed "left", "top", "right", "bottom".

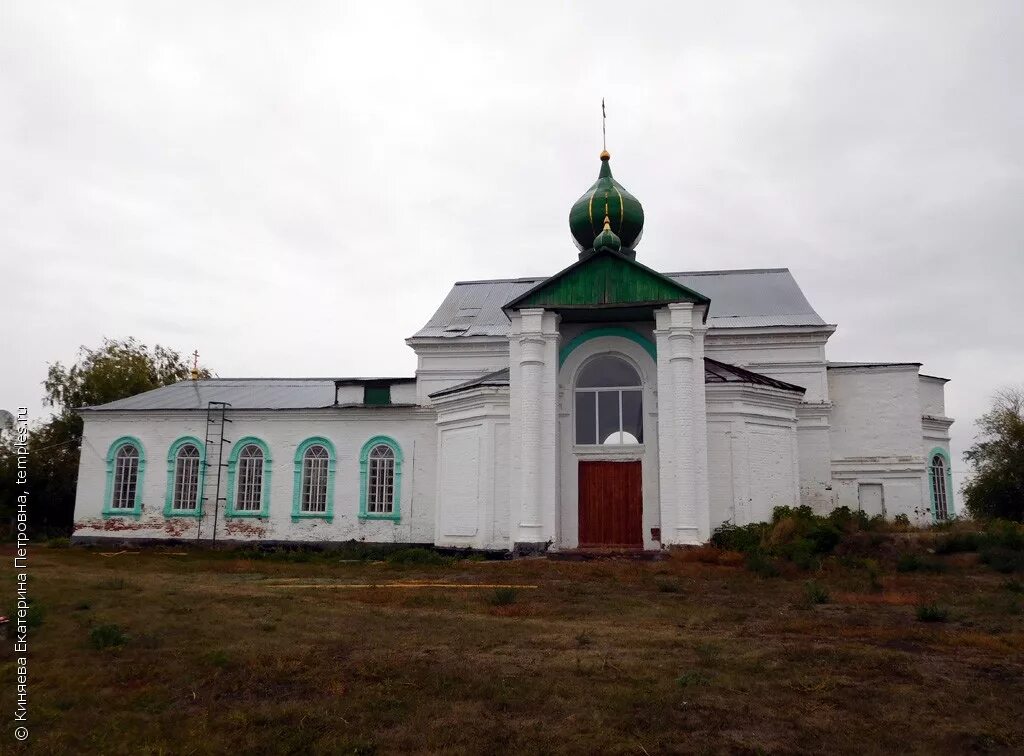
[
  {"left": 225, "top": 436, "right": 272, "bottom": 518},
  {"left": 358, "top": 435, "right": 403, "bottom": 521},
  {"left": 291, "top": 436, "right": 336, "bottom": 522},
  {"left": 559, "top": 327, "right": 657, "bottom": 367},
  {"left": 163, "top": 436, "right": 206, "bottom": 518},
  {"left": 102, "top": 436, "right": 146, "bottom": 518},
  {"left": 927, "top": 446, "right": 955, "bottom": 522}
]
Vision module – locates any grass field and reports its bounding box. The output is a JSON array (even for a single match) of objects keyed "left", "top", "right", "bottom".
[{"left": 3, "top": 543, "right": 1024, "bottom": 754}]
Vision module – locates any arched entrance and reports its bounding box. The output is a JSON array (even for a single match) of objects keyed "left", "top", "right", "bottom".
[{"left": 573, "top": 354, "right": 645, "bottom": 548}]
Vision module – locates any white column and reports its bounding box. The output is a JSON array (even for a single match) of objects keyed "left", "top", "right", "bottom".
[
  {"left": 691, "top": 317, "right": 710, "bottom": 540},
  {"left": 509, "top": 308, "right": 560, "bottom": 549},
  {"left": 655, "top": 303, "right": 700, "bottom": 544}
]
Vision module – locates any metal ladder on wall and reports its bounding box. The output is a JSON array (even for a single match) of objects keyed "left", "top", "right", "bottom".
[{"left": 197, "top": 401, "right": 231, "bottom": 543}]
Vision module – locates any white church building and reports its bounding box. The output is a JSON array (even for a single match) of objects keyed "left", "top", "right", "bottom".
[{"left": 71, "top": 151, "right": 955, "bottom": 551}]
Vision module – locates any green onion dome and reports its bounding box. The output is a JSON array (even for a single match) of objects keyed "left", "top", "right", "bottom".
[
  {"left": 569, "top": 150, "right": 644, "bottom": 254},
  {"left": 593, "top": 215, "right": 621, "bottom": 253}
]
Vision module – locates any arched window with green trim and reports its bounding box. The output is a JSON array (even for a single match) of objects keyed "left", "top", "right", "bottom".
[
  {"left": 292, "top": 437, "right": 336, "bottom": 521},
  {"left": 226, "top": 437, "right": 272, "bottom": 517},
  {"left": 103, "top": 436, "right": 146, "bottom": 517},
  {"left": 928, "top": 447, "right": 954, "bottom": 522},
  {"left": 359, "top": 436, "right": 402, "bottom": 521},
  {"left": 164, "top": 437, "right": 206, "bottom": 517}
]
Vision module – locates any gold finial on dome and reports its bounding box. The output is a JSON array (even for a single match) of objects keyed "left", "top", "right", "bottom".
[{"left": 600, "top": 149, "right": 610, "bottom": 161}]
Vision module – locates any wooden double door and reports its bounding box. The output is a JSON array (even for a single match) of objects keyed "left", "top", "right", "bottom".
[{"left": 578, "top": 460, "right": 643, "bottom": 548}]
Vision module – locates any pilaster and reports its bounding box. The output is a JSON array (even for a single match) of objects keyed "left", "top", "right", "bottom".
[
  {"left": 655, "top": 303, "right": 705, "bottom": 544},
  {"left": 508, "top": 308, "right": 560, "bottom": 550}
]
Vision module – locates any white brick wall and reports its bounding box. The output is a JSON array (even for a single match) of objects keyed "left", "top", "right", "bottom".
[
  {"left": 828, "top": 365, "right": 950, "bottom": 523},
  {"left": 706, "top": 384, "right": 802, "bottom": 530},
  {"left": 73, "top": 409, "right": 437, "bottom": 544}
]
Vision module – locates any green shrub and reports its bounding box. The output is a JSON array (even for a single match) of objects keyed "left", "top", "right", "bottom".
[
  {"left": 777, "top": 538, "right": 822, "bottom": 571},
  {"left": 677, "top": 670, "right": 712, "bottom": 688},
  {"left": 980, "top": 547, "right": 1024, "bottom": 574},
  {"left": 746, "top": 552, "right": 779, "bottom": 578},
  {"left": 897, "top": 553, "right": 947, "bottom": 573},
  {"left": 864, "top": 558, "right": 884, "bottom": 592},
  {"left": 893, "top": 514, "right": 911, "bottom": 529},
  {"left": 655, "top": 578, "right": 680, "bottom": 593},
  {"left": 489, "top": 588, "right": 517, "bottom": 606},
  {"left": 935, "top": 532, "right": 982, "bottom": 554},
  {"left": 710, "top": 522, "right": 767, "bottom": 553},
  {"left": 897, "top": 553, "right": 923, "bottom": 572},
  {"left": 984, "top": 520, "right": 1024, "bottom": 551},
  {"left": 46, "top": 537, "right": 70, "bottom": 549},
  {"left": 206, "top": 650, "right": 231, "bottom": 668},
  {"left": 89, "top": 624, "right": 128, "bottom": 649},
  {"left": 825, "top": 505, "right": 859, "bottom": 531},
  {"left": 1001, "top": 579, "right": 1024, "bottom": 594},
  {"left": 916, "top": 604, "right": 949, "bottom": 623},
  {"left": 803, "top": 581, "right": 830, "bottom": 605},
  {"left": 386, "top": 548, "right": 452, "bottom": 566}
]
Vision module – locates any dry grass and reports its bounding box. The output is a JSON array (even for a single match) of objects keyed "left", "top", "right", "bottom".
[{"left": 2, "top": 545, "right": 1024, "bottom": 754}]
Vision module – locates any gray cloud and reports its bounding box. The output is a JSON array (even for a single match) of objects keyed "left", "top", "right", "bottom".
[{"left": 4, "top": 1, "right": 1022, "bottom": 491}]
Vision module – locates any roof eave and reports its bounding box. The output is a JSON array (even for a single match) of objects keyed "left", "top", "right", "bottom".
[{"left": 502, "top": 248, "right": 710, "bottom": 320}]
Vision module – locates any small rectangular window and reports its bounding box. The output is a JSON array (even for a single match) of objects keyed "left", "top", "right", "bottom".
[{"left": 364, "top": 386, "right": 391, "bottom": 406}]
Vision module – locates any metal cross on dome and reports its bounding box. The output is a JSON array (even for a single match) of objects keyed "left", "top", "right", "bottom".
[{"left": 602, "top": 98, "right": 607, "bottom": 152}]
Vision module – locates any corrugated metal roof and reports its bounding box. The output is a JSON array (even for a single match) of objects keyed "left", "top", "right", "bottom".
[
  {"left": 827, "top": 362, "right": 922, "bottom": 369},
  {"left": 704, "top": 357, "right": 806, "bottom": 393},
  {"left": 429, "top": 368, "right": 511, "bottom": 398},
  {"left": 85, "top": 378, "right": 352, "bottom": 411},
  {"left": 430, "top": 359, "right": 804, "bottom": 399},
  {"left": 410, "top": 268, "right": 826, "bottom": 339}
]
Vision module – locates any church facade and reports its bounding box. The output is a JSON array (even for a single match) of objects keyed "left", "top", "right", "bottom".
[{"left": 71, "top": 151, "right": 955, "bottom": 550}]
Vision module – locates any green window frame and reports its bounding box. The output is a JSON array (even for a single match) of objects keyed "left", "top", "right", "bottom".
[
  {"left": 225, "top": 436, "right": 272, "bottom": 518},
  {"left": 927, "top": 446, "right": 954, "bottom": 522},
  {"left": 358, "top": 435, "right": 403, "bottom": 521},
  {"left": 164, "top": 436, "right": 206, "bottom": 517},
  {"left": 103, "top": 436, "right": 146, "bottom": 518},
  {"left": 292, "top": 436, "right": 336, "bottom": 522}
]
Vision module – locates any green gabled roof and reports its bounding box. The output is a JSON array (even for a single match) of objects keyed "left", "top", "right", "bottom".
[{"left": 504, "top": 248, "right": 710, "bottom": 316}]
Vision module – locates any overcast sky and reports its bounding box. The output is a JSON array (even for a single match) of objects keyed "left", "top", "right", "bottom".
[{"left": 3, "top": 2, "right": 1022, "bottom": 488}]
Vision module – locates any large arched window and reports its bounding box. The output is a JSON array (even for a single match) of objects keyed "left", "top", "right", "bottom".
[
  {"left": 292, "top": 437, "right": 336, "bottom": 521},
  {"left": 103, "top": 437, "right": 146, "bottom": 517},
  {"left": 226, "top": 437, "right": 272, "bottom": 517},
  {"left": 359, "top": 436, "right": 403, "bottom": 520},
  {"left": 164, "top": 437, "right": 205, "bottom": 517},
  {"left": 929, "top": 449, "right": 952, "bottom": 522},
  {"left": 574, "top": 355, "right": 643, "bottom": 445}
]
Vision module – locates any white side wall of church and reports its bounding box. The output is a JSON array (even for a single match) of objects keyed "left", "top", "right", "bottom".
[
  {"left": 703, "top": 327, "right": 834, "bottom": 403},
  {"left": 433, "top": 388, "right": 513, "bottom": 550},
  {"left": 72, "top": 410, "right": 438, "bottom": 544},
  {"left": 705, "top": 385, "right": 801, "bottom": 530},
  {"left": 410, "top": 338, "right": 510, "bottom": 403},
  {"left": 828, "top": 366, "right": 939, "bottom": 523},
  {"left": 919, "top": 375, "right": 949, "bottom": 419},
  {"left": 704, "top": 326, "right": 834, "bottom": 513}
]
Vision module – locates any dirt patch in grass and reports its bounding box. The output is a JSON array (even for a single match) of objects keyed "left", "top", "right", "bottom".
[{"left": 2, "top": 546, "right": 1023, "bottom": 754}]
